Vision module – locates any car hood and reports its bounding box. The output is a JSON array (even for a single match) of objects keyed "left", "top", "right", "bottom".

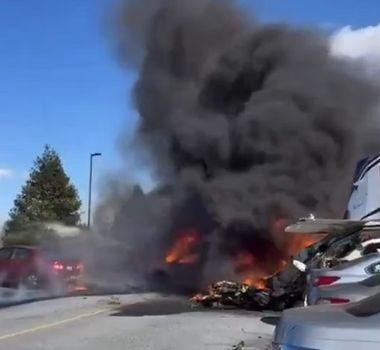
[{"left": 274, "top": 304, "right": 380, "bottom": 349}]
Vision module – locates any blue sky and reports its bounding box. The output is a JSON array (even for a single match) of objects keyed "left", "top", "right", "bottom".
[
  {"left": 248, "top": 0, "right": 380, "bottom": 28},
  {"left": 0, "top": 0, "right": 379, "bottom": 226}
]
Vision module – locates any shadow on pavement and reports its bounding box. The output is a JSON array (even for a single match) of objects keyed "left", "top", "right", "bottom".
[
  {"left": 111, "top": 298, "right": 198, "bottom": 316},
  {"left": 110, "top": 297, "right": 256, "bottom": 317},
  {"left": 260, "top": 316, "right": 281, "bottom": 326}
]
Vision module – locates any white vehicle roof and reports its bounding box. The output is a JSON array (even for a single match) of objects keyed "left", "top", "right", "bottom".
[{"left": 347, "top": 155, "right": 380, "bottom": 221}]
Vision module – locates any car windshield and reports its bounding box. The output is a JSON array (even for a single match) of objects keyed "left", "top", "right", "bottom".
[{"left": 41, "top": 250, "right": 80, "bottom": 261}]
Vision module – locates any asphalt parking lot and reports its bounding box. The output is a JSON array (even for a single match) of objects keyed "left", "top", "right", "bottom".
[{"left": 0, "top": 293, "right": 276, "bottom": 350}]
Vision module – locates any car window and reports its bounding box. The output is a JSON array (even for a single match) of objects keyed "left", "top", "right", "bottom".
[
  {"left": 359, "top": 274, "right": 380, "bottom": 287},
  {"left": 367, "top": 262, "right": 380, "bottom": 274},
  {"left": 363, "top": 243, "right": 380, "bottom": 255},
  {"left": 0, "top": 248, "right": 13, "bottom": 260},
  {"left": 346, "top": 292, "right": 380, "bottom": 317},
  {"left": 333, "top": 252, "right": 380, "bottom": 270},
  {"left": 41, "top": 249, "right": 79, "bottom": 261},
  {"left": 12, "top": 248, "right": 31, "bottom": 260}
]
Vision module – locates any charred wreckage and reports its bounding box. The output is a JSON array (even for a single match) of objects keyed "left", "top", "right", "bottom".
[{"left": 149, "top": 216, "right": 380, "bottom": 311}]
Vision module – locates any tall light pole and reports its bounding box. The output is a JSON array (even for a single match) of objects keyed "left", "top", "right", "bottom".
[{"left": 88, "top": 152, "right": 102, "bottom": 228}]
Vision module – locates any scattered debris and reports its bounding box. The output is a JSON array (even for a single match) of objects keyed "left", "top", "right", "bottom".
[
  {"left": 107, "top": 296, "right": 121, "bottom": 305},
  {"left": 190, "top": 280, "right": 290, "bottom": 311},
  {"left": 232, "top": 341, "right": 245, "bottom": 350}
]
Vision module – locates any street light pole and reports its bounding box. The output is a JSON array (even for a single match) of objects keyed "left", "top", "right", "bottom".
[{"left": 87, "top": 152, "right": 102, "bottom": 228}]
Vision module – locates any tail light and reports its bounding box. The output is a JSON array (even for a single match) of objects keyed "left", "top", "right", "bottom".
[
  {"left": 53, "top": 261, "right": 64, "bottom": 270},
  {"left": 317, "top": 297, "right": 350, "bottom": 304},
  {"left": 313, "top": 275, "right": 341, "bottom": 286}
]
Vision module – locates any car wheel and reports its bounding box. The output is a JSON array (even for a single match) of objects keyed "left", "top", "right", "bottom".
[{"left": 20, "top": 273, "right": 41, "bottom": 290}]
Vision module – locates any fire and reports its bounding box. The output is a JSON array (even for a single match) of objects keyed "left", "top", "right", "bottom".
[
  {"left": 284, "top": 233, "right": 326, "bottom": 256},
  {"left": 165, "top": 229, "right": 201, "bottom": 264},
  {"left": 234, "top": 251, "right": 270, "bottom": 289},
  {"left": 243, "top": 277, "right": 268, "bottom": 289},
  {"left": 232, "top": 221, "right": 326, "bottom": 290},
  {"left": 165, "top": 218, "right": 326, "bottom": 293},
  {"left": 272, "top": 218, "right": 326, "bottom": 258},
  {"left": 245, "top": 258, "right": 288, "bottom": 289}
]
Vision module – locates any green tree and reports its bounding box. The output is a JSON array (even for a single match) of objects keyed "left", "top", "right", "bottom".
[{"left": 3, "top": 145, "right": 82, "bottom": 242}]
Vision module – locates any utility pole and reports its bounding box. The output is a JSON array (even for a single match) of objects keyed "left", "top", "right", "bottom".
[{"left": 87, "top": 152, "right": 102, "bottom": 228}]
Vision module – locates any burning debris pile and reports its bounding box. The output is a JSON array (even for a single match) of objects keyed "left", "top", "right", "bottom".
[
  {"left": 101, "top": 0, "right": 380, "bottom": 301},
  {"left": 190, "top": 247, "right": 308, "bottom": 311},
  {"left": 191, "top": 280, "right": 272, "bottom": 310}
]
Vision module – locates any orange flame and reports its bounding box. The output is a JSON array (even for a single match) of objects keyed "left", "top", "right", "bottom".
[
  {"left": 272, "top": 218, "right": 326, "bottom": 258},
  {"left": 243, "top": 277, "right": 267, "bottom": 289},
  {"left": 284, "top": 233, "right": 325, "bottom": 256},
  {"left": 234, "top": 224, "right": 326, "bottom": 290},
  {"left": 241, "top": 258, "right": 288, "bottom": 289},
  {"left": 165, "top": 229, "right": 201, "bottom": 264}
]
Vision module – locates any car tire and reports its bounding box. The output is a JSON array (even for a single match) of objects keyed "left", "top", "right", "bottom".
[{"left": 20, "top": 272, "right": 42, "bottom": 290}]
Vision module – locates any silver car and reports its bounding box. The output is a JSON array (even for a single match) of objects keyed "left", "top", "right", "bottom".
[
  {"left": 306, "top": 252, "right": 380, "bottom": 305},
  {"left": 272, "top": 292, "right": 380, "bottom": 350},
  {"left": 315, "top": 273, "right": 380, "bottom": 305}
]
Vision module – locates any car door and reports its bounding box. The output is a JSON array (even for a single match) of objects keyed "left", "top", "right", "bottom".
[
  {"left": 9, "top": 248, "right": 33, "bottom": 282},
  {"left": 0, "top": 247, "right": 14, "bottom": 271},
  {"left": 0, "top": 247, "right": 15, "bottom": 284}
]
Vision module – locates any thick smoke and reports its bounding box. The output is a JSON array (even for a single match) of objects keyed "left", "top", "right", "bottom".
[{"left": 108, "top": 0, "right": 380, "bottom": 284}]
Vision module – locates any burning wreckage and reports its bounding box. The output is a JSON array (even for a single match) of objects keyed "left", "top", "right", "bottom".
[
  {"left": 108, "top": 0, "right": 380, "bottom": 312},
  {"left": 111, "top": 166, "right": 380, "bottom": 311},
  {"left": 184, "top": 217, "right": 380, "bottom": 311},
  {"left": 191, "top": 280, "right": 281, "bottom": 311},
  {"left": 149, "top": 157, "right": 380, "bottom": 310}
]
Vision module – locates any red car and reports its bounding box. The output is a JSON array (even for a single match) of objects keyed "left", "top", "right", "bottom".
[{"left": 0, "top": 245, "right": 84, "bottom": 293}]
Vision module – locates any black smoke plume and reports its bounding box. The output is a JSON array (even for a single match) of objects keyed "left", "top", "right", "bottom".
[{"left": 106, "top": 0, "right": 380, "bottom": 285}]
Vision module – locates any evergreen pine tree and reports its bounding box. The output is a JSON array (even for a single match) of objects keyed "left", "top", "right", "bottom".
[{"left": 4, "top": 145, "right": 82, "bottom": 240}]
